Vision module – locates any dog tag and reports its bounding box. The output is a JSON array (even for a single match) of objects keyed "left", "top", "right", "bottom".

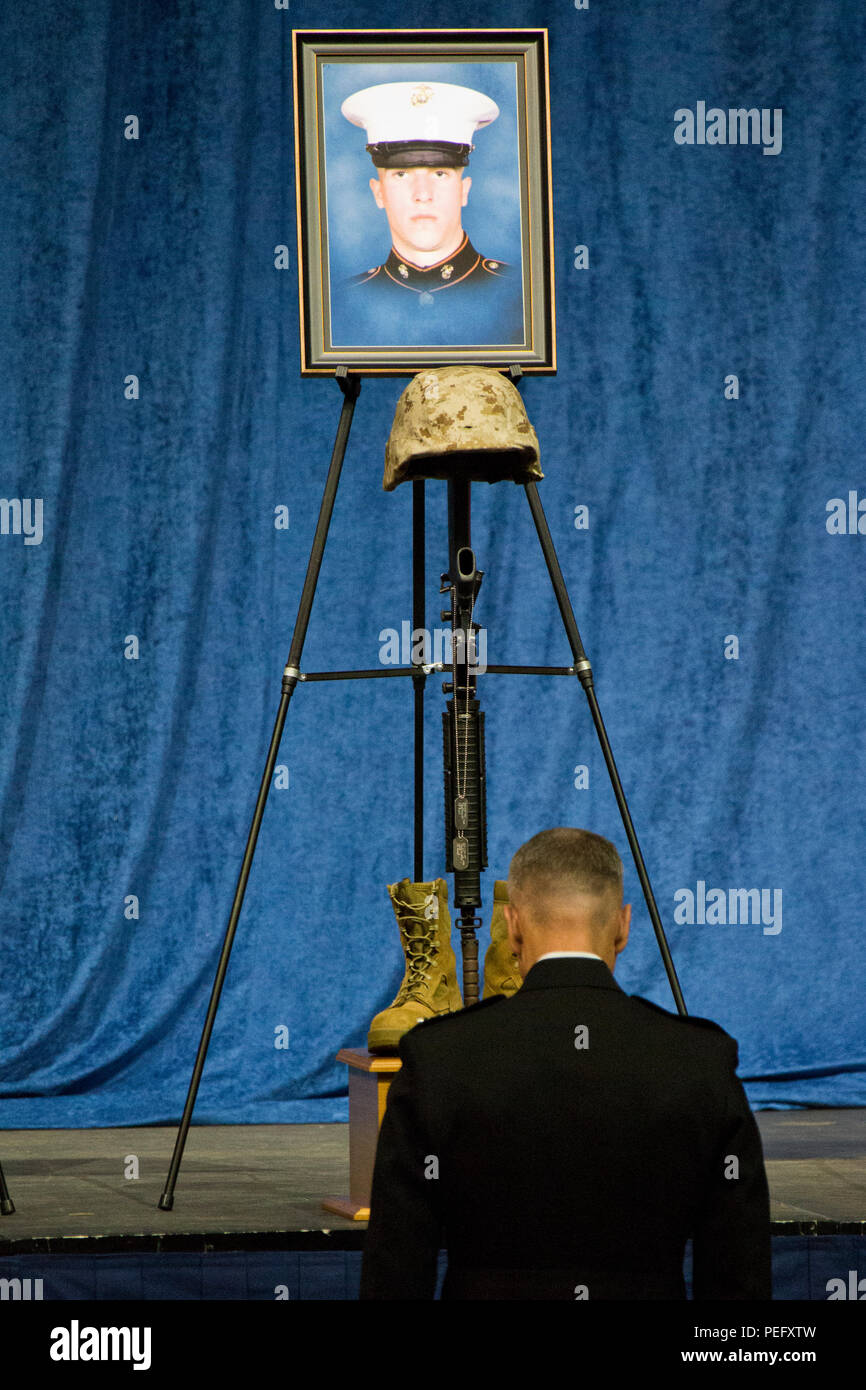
[
  {"left": 453, "top": 837, "right": 469, "bottom": 870},
  {"left": 454, "top": 795, "right": 469, "bottom": 829}
]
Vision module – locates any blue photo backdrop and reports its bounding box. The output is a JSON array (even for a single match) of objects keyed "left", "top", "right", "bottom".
[
  {"left": 322, "top": 58, "right": 524, "bottom": 348},
  {"left": 0, "top": 0, "right": 864, "bottom": 1126}
]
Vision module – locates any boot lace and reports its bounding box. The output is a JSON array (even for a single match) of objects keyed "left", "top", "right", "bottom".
[{"left": 392, "top": 891, "right": 440, "bottom": 1005}]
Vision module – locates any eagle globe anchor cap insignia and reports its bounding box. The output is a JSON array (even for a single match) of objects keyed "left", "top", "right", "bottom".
[{"left": 383, "top": 367, "right": 544, "bottom": 492}]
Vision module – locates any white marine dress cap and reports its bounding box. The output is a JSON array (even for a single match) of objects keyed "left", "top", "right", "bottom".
[{"left": 341, "top": 81, "right": 499, "bottom": 167}]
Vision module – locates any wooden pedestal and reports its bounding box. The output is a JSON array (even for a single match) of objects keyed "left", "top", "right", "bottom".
[{"left": 322, "top": 1048, "right": 402, "bottom": 1221}]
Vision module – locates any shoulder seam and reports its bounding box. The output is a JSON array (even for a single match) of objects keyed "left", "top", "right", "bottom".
[
  {"left": 350, "top": 266, "right": 382, "bottom": 286},
  {"left": 631, "top": 996, "right": 731, "bottom": 1033},
  {"left": 399, "top": 996, "right": 507, "bottom": 1047}
]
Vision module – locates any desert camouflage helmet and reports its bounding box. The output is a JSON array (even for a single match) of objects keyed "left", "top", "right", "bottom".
[{"left": 383, "top": 366, "right": 543, "bottom": 492}]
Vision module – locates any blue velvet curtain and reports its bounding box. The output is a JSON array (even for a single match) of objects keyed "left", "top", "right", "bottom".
[{"left": 1, "top": 0, "right": 863, "bottom": 1125}]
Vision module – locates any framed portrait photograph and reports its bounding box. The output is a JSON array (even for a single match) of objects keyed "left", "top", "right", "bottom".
[{"left": 293, "top": 29, "right": 556, "bottom": 375}]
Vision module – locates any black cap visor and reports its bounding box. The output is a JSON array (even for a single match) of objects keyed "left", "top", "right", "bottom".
[{"left": 367, "top": 140, "right": 472, "bottom": 169}]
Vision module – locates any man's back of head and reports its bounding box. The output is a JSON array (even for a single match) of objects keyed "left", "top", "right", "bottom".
[{"left": 505, "top": 827, "right": 632, "bottom": 976}]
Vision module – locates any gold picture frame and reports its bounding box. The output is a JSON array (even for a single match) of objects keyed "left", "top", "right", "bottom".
[{"left": 293, "top": 28, "right": 556, "bottom": 375}]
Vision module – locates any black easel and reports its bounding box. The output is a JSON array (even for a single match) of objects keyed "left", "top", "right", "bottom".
[
  {"left": 158, "top": 368, "right": 685, "bottom": 1211},
  {"left": 0, "top": 1159, "right": 14, "bottom": 1215}
]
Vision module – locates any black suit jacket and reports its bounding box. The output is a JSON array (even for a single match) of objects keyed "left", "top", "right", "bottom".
[{"left": 359, "top": 957, "right": 771, "bottom": 1300}]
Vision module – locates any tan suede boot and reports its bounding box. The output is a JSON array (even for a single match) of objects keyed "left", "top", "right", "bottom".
[
  {"left": 482, "top": 879, "right": 523, "bottom": 999},
  {"left": 367, "top": 878, "right": 463, "bottom": 1053}
]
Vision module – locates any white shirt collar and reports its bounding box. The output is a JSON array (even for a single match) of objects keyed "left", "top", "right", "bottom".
[{"left": 535, "top": 951, "right": 603, "bottom": 963}]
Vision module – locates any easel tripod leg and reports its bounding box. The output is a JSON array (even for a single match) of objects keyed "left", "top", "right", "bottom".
[
  {"left": 157, "top": 374, "right": 361, "bottom": 1210},
  {"left": 0, "top": 1159, "right": 14, "bottom": 1215},
  {"left": 412, "top": 481, "right": 425, "bottom": 882},
  {"left": 524, "top": 482, "right": 687, "bottom": 1016}
]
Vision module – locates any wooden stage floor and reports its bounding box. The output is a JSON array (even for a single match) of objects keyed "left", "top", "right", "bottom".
[{"left": 0, "top": 1109, "right": 863, "bottom": 1254}]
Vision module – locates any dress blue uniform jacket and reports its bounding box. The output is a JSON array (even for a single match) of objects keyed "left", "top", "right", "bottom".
[
  {"left": 359, "top": 956, "right": 771, "bottom": 1300},
  {"left": 331, "top": 235, "right": 524, "bottom": 349}
]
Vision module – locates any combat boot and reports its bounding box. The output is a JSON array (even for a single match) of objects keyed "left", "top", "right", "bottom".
[
  {"left": 482, "top": 879, "right": 523, "bottom": 999},
  {"left": 367, "top": 878, "right": 463, "bottom": 1053}
]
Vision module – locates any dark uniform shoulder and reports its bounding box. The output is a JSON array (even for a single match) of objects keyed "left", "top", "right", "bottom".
[
  {"left": 480, "top": 256, "right": 510, "bottom": 276},
  {"left": 348, "top": 265, "right": 383, "bottom": 286},
  {"left": 397, "top": 997, "right": 507, "bottom": 1055},
  {"left": 630, "top": 994, "right": 730, "bottom": 1035},
  {"left": 630, "top": 995, "right": 738, "bottom": 1066},
  {"left": 420, "top": 995, "right": 508, "bottom": 1028}
]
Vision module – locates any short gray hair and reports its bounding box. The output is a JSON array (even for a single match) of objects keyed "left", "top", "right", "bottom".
[{"left": 508, "top": 827, "right": 623, "bottom": 904}]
